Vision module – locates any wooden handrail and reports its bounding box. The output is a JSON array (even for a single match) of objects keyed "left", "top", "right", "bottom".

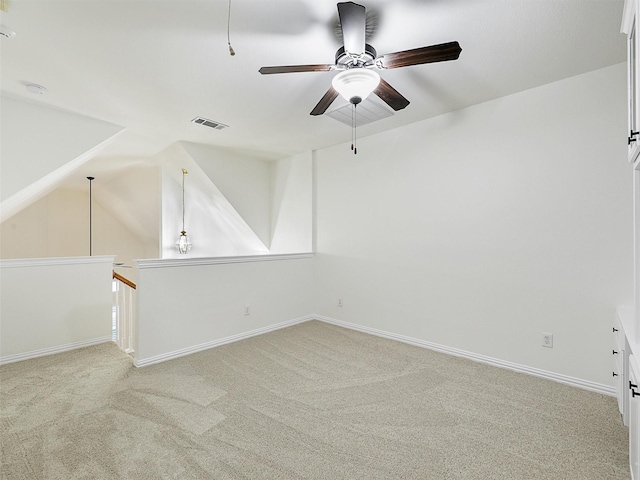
[{"left": 113, "top": 271, "right": 136, "bottom": 290}]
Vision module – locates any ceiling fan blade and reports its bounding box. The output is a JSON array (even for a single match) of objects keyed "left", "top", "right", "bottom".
[
  {"left": 380, "top": 41, "right": 462, "bottom": 69},
  {"left": 259, "top": 64, "right": 335, "bottom": 75},
  {"left": 338, "top": 2, "right": 366, "bottom": 54},
  {"left": 373, "top": 78, "right": 410, "bottom": 111},
  {"left": 310, "top": 87, "right": 339, "bottom": 116}
]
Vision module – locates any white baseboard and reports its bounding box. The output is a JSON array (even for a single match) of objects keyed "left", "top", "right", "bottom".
[
  {"left": 12, "top": 316, "right": 611, "bottom": 398},
  {"left": 134, "top": 315, "right": 315, "bottom": 367},
  {"left": 0, "top": 336, "right": 113, "bottom": 366},
  {"left": 314, "top": 315, "right": 615, "bottom": 397}
]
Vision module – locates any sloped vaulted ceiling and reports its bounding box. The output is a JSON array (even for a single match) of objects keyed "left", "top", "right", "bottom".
[
  {"left": 0, "top": 0, "right": 627, "bottom": 242},
  {"left": 0, "top": 0, "right": 626, "bottom": 162}
]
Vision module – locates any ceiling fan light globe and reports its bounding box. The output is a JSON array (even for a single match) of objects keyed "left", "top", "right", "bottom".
[{"left": 332, "top": 68, "right": 380, "bottom": 104}]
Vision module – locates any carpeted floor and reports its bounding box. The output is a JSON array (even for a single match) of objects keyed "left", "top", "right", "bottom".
[{"left": 0, "top": 320, "right": 630, "bottom": 479}]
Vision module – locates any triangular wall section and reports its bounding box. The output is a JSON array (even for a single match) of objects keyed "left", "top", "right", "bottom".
[{"left": 157, "top": 143, "right": 269, "bottom": 258}]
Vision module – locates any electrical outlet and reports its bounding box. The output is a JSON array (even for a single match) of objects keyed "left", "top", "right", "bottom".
[
  {"left": 542, "top": 333, "right": 553, "bottom": 348},
  {"left": 244, "top": 305, "right": 250, "bottom": 316},
  {"left": 338, "top": 298, "right": 343, "bottom": 307}
]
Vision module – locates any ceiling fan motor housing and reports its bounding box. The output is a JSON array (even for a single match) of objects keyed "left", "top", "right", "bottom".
[{"left": 335, "top": 43, "right": 377, "bottom": 68}]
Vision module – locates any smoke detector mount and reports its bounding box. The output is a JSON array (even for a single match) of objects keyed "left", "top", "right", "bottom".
[
  {"left": 0, "top": 24, "right": 16, "bottom": 39},
  {"left": 25, "top": 83, "right": 47, "bottom": 95}
]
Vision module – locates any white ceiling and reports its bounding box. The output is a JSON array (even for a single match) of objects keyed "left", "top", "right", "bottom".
[{"left": 0, "top": 0, "right": 627, "bottom": 170}]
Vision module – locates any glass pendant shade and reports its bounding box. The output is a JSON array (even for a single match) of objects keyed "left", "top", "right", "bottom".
[
  {"left": 177, "top": 231, "right": 191, "bottom": 254},
  {"left": 332, "top": 68, "right": 380, "bottom": 104}
]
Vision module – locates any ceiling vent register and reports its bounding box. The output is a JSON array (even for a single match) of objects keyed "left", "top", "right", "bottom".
[
  {"left": 325, "top": 95, "right": 394, "bottom": 127},
  {"left": 191, "top": 117, "right": 228, "bottom": 130}
]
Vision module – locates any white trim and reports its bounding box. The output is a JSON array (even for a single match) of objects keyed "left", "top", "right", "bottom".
[
  {"left": 133, "top": 312, "right": 613, "bottom": 396},
  {"left": 0, "top": 255, "right": 115, "bottom": 268},
  {"left": 133, "top": 315, "right": 314, "bottom": 367},
  {"left": 0, "top": 336, "right": 113, "bottom": 365},
  {"left": 314, "top": 315, "right": 615, "bottom": 397},
  {"left": 136, "top": 252, "right": 313, "bottom": 269},
  {"left": 2, "top": 309, "right": 612, "bottom": 396},
  {"left": 622, "top": 0, "right": 636, "bottom": 34}
]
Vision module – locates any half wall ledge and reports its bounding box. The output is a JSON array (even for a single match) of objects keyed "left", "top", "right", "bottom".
[{"left": 136, "top": 252, "right": 314, "bottom": 269}]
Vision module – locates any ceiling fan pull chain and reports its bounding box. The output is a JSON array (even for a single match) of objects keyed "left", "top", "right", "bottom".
[
  {"left": 351, "top": 103, "right": 355, "bottom": 152},
  {"left": 351, "top": 103, "right": 358, "bottom": 154},
  {"left": 354, "top": 104, "right": 358, "bottom": 154}
]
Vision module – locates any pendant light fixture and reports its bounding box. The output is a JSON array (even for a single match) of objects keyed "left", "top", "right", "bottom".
[{"left": 176, "top": 168, "right": 192, "bottom": 254}]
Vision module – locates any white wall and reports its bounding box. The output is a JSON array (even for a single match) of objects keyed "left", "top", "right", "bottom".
[
  {"left": 270, "top": 151, "right": 313, "bottom": 253},
  {"left": 159, "top": 143, "right": 269, "bottom": 258},
  {"left": 0, "top": 96, "right": 123, "bottom": 220},
  {"left": 0, "top": 65, "right": 631, "bottom": 393},
  {"left": 158, "top": 142, "right": 312, "bottom": 258},
  {"left": 94, "top": 163, "right": 161, "bottom": 259},
  {"left": 314, "top": 63, "right": 634, "bottom": 387},
  {"left": 0, "top": 188, "right": 158, "bottom": 272},
  {"left": 0, "top": 256, "right": 114, "bottom": 363},
  {"left": 181, "top": 142, "right": 272, "bottom": 247},
  {"left": 135, "top": 255, "right": 314, "bottom": 365}
]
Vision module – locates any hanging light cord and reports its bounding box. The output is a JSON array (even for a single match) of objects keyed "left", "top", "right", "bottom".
[
  {"left": 227, "top": 0, "right": 235, "bottom": 56},
  {"left": 181, "top": 171, "right": 186, "bottom": 233}
]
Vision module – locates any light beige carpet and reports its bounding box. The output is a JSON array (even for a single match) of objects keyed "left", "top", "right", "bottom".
[{"left": 0, "top": 321, "right": 630, "bottom": 479}]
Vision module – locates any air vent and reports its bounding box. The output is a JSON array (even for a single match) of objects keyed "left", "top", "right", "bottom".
[
  {"left": 191, "top": 117, "right": 228, "bottom": 130},
  {"left": 325, "top": 95, "right": 394, "bottom": 127}
]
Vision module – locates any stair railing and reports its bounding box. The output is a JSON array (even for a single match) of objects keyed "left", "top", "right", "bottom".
[{"left": 112, "top": 271, "right": 136, "bottom": 354}]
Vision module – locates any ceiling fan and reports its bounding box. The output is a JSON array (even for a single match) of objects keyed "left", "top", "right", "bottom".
[{"left": 259, "top": 1, "right": 462, "bottom": 116}]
